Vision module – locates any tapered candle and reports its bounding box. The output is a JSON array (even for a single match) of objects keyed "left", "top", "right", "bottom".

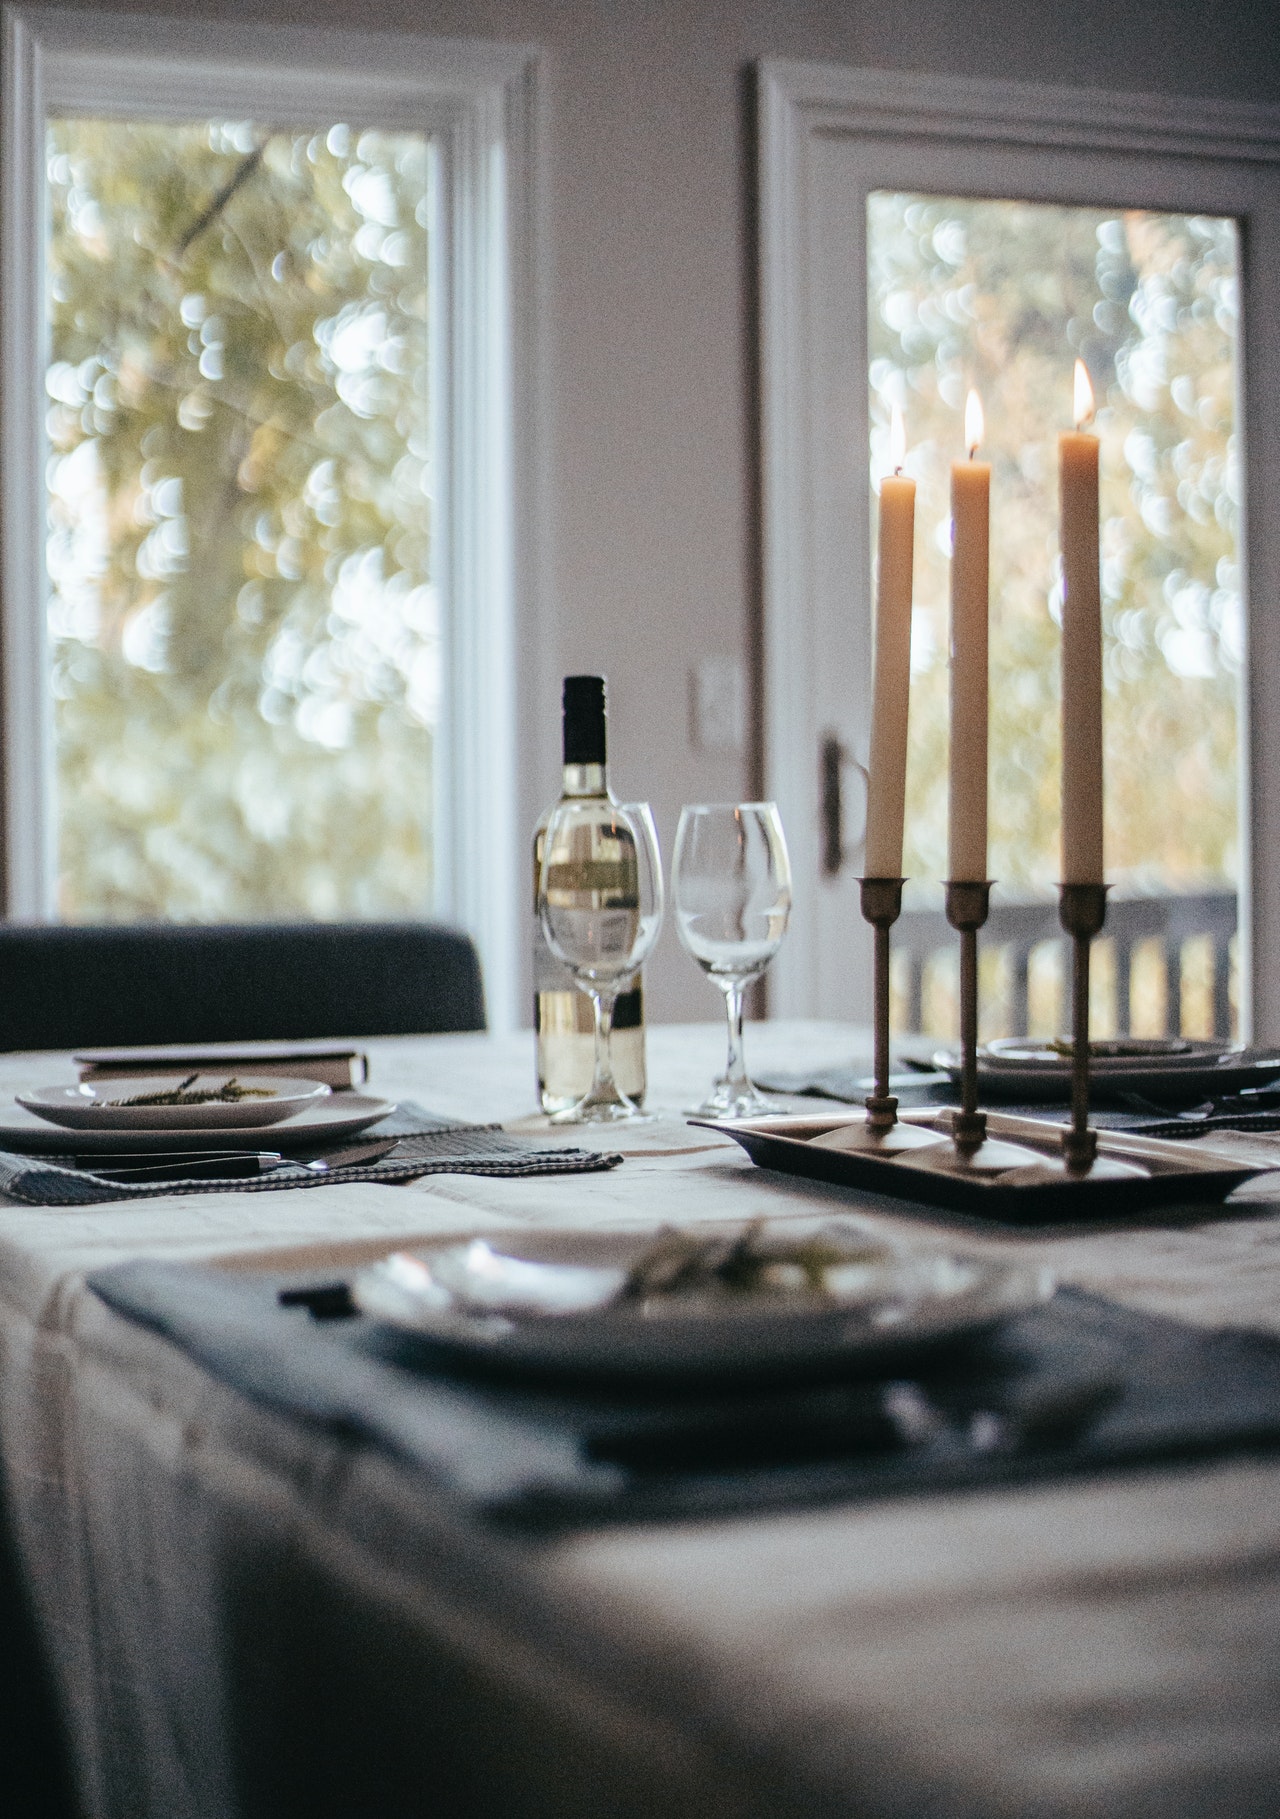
[
  {"left": 865, "top": 406, "right": 916, "bottom": 879},
  {"left": 948, "top": 390, "right": 990, "bottom": 883},
  {"left": 1060, "top": 360, "right": 1104, "bottom": 886}
]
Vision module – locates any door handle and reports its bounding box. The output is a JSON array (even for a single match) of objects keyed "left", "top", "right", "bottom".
[{"left": 820, "top": 733, "right": 868, "bottom": 877}]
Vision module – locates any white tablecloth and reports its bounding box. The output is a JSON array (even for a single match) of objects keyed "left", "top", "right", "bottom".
[{"left": 2, "top": 1024, "right": 1280, "bottom": 1817}]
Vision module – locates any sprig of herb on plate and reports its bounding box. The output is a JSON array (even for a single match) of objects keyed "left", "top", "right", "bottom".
[
  {"left": 619, "top": 1219, "right": 890, "bottom": 1303},
  {"left": 108, "top": 1074, "right": 272, "bottom": 1108}
]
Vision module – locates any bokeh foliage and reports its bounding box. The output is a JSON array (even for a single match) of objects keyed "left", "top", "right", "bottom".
[
  {"left": 867, "top": 195, "right": 1241, "bottom": 906},
  {"left": 47, "top": 117, "right": 437, "bottom": 921}
]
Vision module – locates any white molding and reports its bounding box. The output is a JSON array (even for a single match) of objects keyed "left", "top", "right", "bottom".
[
  {"left": 1, "top": 7, "right": 54, "bottom": 918},
  {"left": 19, "top": 7, "right": 535, "bottom": 125},
  {"left": 0, "top": 5, "right": 536, "bottom": 1026},
  {"left": 758, "top": 65, "right": 818, "bottom": 1015},
  {"left": 758, "top": 59, "right": 1280, "bottom": 1038},
  {"left": 766, "top": 58, "right": 1280, "bottom": 164}
]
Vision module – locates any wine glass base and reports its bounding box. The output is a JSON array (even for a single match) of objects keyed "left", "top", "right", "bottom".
[
  {"left": 549, "top": 1098, "right": 655, "bottom": 1125},
  {"left": 686, "top": 1084, "right": 784, "bottom": 1121}
]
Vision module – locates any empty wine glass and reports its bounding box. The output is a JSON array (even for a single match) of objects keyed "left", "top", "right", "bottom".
[
  {"left": 673, "top": 802, "right": 792, "bottom": 1119},
  {"left": 538, "top": 799, "right": 664, "bottom": 1122}
]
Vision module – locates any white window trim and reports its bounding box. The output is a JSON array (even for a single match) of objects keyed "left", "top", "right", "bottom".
[
  {"left": 1, "top": 4, "right": 538, "bottom": 1029},
  {"left": 759, "top": 58, "right": 1280, "bottom": 1039}
]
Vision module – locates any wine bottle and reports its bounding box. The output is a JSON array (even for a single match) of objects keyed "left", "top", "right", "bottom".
[{"left": 534, "top": 675, "right": 646, "bottom": 1112}]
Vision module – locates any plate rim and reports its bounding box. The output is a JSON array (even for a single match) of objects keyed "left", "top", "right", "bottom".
[
  {"left": 351, "top": 1220, "right": 1055, "bottom": 1380},
  {"left": 16, "top": 1073, "right": 331, "bottom": 1131},
  {"left": 0, "top": 1092, "right": 396, "bottom": 1152}
]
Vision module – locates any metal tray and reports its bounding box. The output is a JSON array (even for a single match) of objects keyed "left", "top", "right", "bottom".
[{"left": 694, "top": 1108, "right": 1263, "bottom": 1223}]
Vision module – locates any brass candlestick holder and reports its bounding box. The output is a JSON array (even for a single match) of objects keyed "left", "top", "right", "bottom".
[
  {"left": 1058, "top": 881, "right": 1108, "bottom": 1173},
  {"left": 944, "top": 879, "right": 990, "bottom": 1151},
  {"left": 735, "top": 866, "right": 1202, "bottom": 1210},
  {"left": 861, "top": 876, "right": 904, "bottom": 1131},
  {"left": 902, "top": 880, "right": 1043, "bottom": 1178},
  {"left": 833, "top": 878, "right": 947, "bottom": 1156}
]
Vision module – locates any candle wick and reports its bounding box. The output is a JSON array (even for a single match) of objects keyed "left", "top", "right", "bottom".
[{"left": 893, "top": 464, "right": 902, "bottom": 476}]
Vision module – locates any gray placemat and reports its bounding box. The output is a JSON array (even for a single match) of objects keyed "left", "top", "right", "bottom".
[
  {"left": 0, "top": 1104, "right": 620, "bottom": 1205},
  {"left": 88, "top": 1259, "right": 1280, "bottom": 1530}
]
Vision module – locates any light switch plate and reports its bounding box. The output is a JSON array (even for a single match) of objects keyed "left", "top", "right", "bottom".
[{"left": 690, "top": 655, "right": 746, "bottom": 754}]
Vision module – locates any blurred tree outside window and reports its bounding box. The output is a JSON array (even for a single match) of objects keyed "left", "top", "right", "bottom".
[
  {"left": 46, "top": 117, "right": 437, "bottom": 922},
  {"left": 867, "top": 194, "right": 1241, "bottom": 908}
]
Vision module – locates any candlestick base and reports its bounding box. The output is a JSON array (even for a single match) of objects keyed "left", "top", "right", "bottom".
[
  {"left": 816, "top": 1115, "right": 947, "bottom": 1156},
  {"left": 845, "top": 1087, "right": 944, "bottom": 1151},
  {"left": 910, "top": 1129, "right": 1055, "bottom": 1177},
  {"left": 1061, "top": 1126, "right": 1099, "bottom": 1172},
  {"left": 949, "top": 1107, "right": 988, "bottom": 1149}
]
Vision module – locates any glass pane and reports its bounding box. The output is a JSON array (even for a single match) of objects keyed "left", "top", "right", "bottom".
[
  {"left": 46, "top": 118, "right": 436, "bottom": 921},
  {"left": 867, "top": 195, "right": 1242, "bottom": 908}
]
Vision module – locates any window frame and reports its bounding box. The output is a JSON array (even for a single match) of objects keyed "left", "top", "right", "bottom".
[
  {"left": 1, "top": 4, "right": 536, "bottom": 1026},
  {"left": 758, "top": 57, "right": 1280, "bottom": 1039}
]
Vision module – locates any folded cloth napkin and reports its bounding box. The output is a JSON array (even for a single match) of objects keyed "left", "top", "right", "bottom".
[
  {"left": 87, "top": 1261, "right": 1280, "bottom": 1529},
  {"left": 0, "top": 1104, "right": 620, "bottom": 1206}
]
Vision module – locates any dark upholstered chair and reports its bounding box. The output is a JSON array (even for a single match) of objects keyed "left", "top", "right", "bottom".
[{"left": 0, "top": 921, "right": 485, "bottom": 1051}]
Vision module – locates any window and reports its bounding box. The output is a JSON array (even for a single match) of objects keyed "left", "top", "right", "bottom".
[
  {"left": 2, "top": 9, "right": 534, "bottom": 1023},
  {"left": 47, "top": 116, "right": 436, "bottom": 922},
  {"left": 758, "top": 61, "right": 1280, "bottom": 1038}
]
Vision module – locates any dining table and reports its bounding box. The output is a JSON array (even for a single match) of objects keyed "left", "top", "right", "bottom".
[{"left": 2, "top": 1019, "right": 1280, "bottom": 1819}]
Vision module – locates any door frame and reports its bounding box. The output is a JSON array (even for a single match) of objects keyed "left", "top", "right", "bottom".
[{"left": 758, "top": 57, "right": 1280, "bottom": 1037}]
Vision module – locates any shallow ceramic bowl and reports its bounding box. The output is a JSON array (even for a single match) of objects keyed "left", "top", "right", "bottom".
[{"left": 17, "top": 1075, "right": 332, "bottom": 1131}]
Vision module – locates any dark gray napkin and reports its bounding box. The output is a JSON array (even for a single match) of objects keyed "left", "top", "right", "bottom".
[
  {"left": 0, "top": 1104, "right": 620, "bottom": 1206},
  {"left": 755, "top": 1064, "right": 952, "bottom": 1107},
  {"left": 88, "top": 1260, "right": 1280, "bottom": 1529}
]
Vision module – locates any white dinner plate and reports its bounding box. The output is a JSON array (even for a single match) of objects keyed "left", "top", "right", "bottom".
[
  {"left": 353, "top": 1217, "right": 1055, "bottom": 1383},
  {"left": 17, "top": 1074, "right": 332, "bottom": 1131},
  {"left": 931, "top": 1038, "right": 1280, "bottom": 1104},
  {"left": 978, "top": 1037, "right": 1228, "bottom": 1072},
  {"left": 0, "top": 1093, "right": 397, "bottom": 1153}
]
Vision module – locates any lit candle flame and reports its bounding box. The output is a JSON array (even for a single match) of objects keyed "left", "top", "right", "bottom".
[
  {"left": 889, "top": 404, "right": 906, "bottom": 473},
  {"left": 1074, "top": 359, "right": 1095, "bottom": 430},
  {"left": 964, "top": 388, "right": 984, "bottom": 458}
]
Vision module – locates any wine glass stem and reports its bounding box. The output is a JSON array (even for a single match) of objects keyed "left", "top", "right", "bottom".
[
  {"left": 589, "top": 988, "right": 623, "bottom": 1102},
  {"left": 719, "top": 978, "right": 750, "bottom": 1096}
]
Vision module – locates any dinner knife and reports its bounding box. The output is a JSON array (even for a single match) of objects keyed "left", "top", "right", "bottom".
[
  {"left": 69, "top": 1136, "right": 400, "bottom": 1181},
  {"left": 71, "top": 1150, "right": 285, "bottom": 1181}
]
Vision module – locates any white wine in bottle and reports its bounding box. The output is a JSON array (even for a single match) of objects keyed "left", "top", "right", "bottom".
[{"left": 534, "top": 675, "right": 646, "bottom": 1113}]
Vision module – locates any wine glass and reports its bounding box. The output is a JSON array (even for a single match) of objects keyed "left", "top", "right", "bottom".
[
  {"left": 537, "top": 799, "right": 664, "bottom": 1123},
  {"left": 673, "top": 802, "right": 792, "bottom": 1118}
]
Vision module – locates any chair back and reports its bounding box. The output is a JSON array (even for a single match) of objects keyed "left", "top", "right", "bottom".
[{"left": 0, "top": 922, "right": 486, "bottom": 1051}]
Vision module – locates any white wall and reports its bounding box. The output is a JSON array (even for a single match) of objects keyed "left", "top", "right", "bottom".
[{"left": 34, "top": 0, "right": 1280, "bottom": 1019}]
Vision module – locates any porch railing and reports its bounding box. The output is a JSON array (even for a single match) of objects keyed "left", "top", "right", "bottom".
[{"left": 896, "top": 890, "right": 1237, "bottom": 1040}]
